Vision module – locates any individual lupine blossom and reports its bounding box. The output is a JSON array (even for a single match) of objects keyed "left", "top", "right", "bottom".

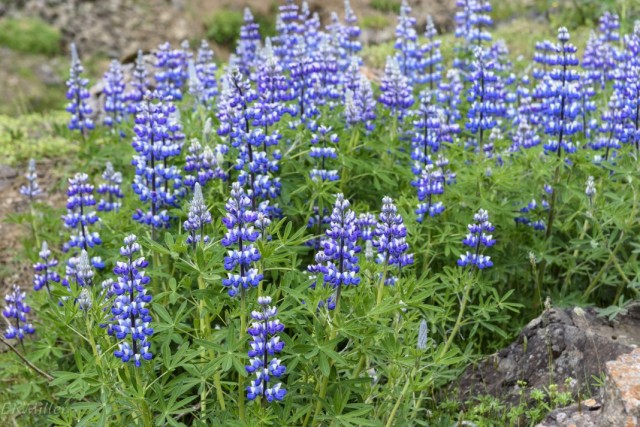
[
  {"left": 246, "top": 296, "right": 286, "bottom": 403},
  {"left": 345, "top": 74, "right": 377, "bottom": 131},
  {"left": 19, "top": 158, "right": 42, "bottom": 201},
  {"left": 75, "top": 250, "right": 94, "bottom": 287},
  {"left": 394, "top": 0, "right": 421, "bottom": 83},
  {"left": 155, "top": 41, "right": 190, "bottom": 101},
  {"left": 593, "top": 91, "right": 629, "bottom": 161},
  {"left": 458, "top": 209, "right": 495, "bottom": 269},
  {"left": 540, "top": 28, "right": 582, "bottom": 156},
  {"left": 125, "top": 50, "right": 150, "bottom": 115},
  {"left": 356, "top": 212, "right": 377, "bottom": 242},
  {"left": 372, "top": 197, "right": 413, "bottom": 286},
  {"left": 62, "top": 173, "right": 101, "bottom": 252},
  {"left": 420, "top": 16, "right": 443, "bottom": 89},
  {"left": 184, "top": 183, "right": 212, "bottom": 247},
  {"left": 379, "top": 56, "right": 414, "bottom": 120},
  {"left": 273, "top": 0, "right": 301, "bottom": 69},
  {"left": 437, "top": 69, "right": 463, "bottom": 130},
  {"left": 184, "top": 139, "right": 224, "bottom": 189},
  {"left": 109, "top": 234, "right": 153, "bottom": 367},
  {"left": 103, "top": 60, "right": 127, "bottom": 133},
  {"left": 309, "top": 125, "right": 339, "bottom": 182},
  {"left": 33, "top": 242, "right": 60, "bottom": 294},
  {"left": 3, "top": 285, "right": 35, "bottom": 341},
  {"left": 585, "top": 176, "right": 596, "bottom": 204},
  {"left": 236, "top": 8, "right": 262, "bottom": 76},
  {"left": 66, "top": 43, "right": 94, "bottom": 133},
  {"left": 308, "top": 194, "right": 360, "bottom": 310},
  {"left": 97, "top": 162, "right": 124, "bottom": 212},
  {"left": 466, "top": 48, "right": 506, "bottom": 150},
  {"left": 194, "top": 40, "right": 218, "bottom": 107},
  {"left": 414, "top": 163, "right": 445, "bottom": 222},
  {"left": 515, "top": 199, "right": 546, "bottom": 231},
  {"left": 339, "top": 0, "right": 362, "bottom": 70},
  {"left": 221, "top": 183, "right": 262, "bottom": 297},
  {"left": 131, "top": 92, "right": 185, "bottom": 229},
  {"left": 255, "top": 212, "right": 272, "bottom": 241}
]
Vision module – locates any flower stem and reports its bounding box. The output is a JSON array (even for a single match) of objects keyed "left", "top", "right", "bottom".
[
  {"left": 238, "top": 286, "right": 247, "bottom": 421},
  {"left": 442, "top": 280, "right": 472, "bottom": 356}
]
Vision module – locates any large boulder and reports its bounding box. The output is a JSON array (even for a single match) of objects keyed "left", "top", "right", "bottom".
[{"left": 456, "top": 304, "right": 640, "bottom": 406}]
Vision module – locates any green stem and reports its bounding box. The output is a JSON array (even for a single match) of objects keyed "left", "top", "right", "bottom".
[
  {"left": 376, "top": 255, "right": 390, "bottom": 306},
  {"left": 238, "top": 286, "right": 247, "bottom": 421},
  {"left": 133, "top": 367, "right": 153, "bottom": 427},
  {"left": 385, "top": 368, "right": 414, "bottom": 427},
  {"left": 197, "top": 275, "right": 209, "bottom": 416},
  {"left": 442, "top": 280, "right": 473, "bottom": 356},
  {"left": 584, "top": 232, "right": 625, "bottom": 298},
  {"left": 29, "top": 203, "right": 41, "bottom": 249}
]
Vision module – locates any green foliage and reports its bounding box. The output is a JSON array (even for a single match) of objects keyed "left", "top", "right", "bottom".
[
  {"left": 0, "top": 18, "right": 61, "bottom": 55},
  {"left": 206, "top": 9, "right": 245, "bottom": 46},
  {"left": 0, "top": 112, "right": 74, "bottom": 165},
  {"left": 370, "top": 0, "right": 401, "bottom": 14},
  {"left": 361, "top": 15, "right": 391, "bottom": 30}
]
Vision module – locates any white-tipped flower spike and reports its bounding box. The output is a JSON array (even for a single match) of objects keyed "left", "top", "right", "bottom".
[
  {"left": 184, "top": 182, "right": 212, "bottom": 247},
  {"left": 203, "top": 117, "right": 212, "bottom": 141},
  {"left": 365, "top": 240, "right": 374, "bottom": 261},
  {"left": 586, "top": 176, "right": 596, "bottom": 201},
  {"left": 78, "top": 288, "right": 92, "bottom": 311},
  {"left": 417, "top": 319, "right": 428, "bottom": 350},
  {"left": 76, "top": 250, "right": 94, "bottom": 287},
  {"left": 19, "top": 158, "right": 42, "bottom": 200}
]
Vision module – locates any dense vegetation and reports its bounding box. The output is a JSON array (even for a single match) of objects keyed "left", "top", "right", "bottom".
[{"left": 1, "top": 0, "right": 639, "bottom": 426}]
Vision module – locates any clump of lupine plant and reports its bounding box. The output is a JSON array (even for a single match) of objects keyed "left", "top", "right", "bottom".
[
  {"left": 103, "top": 60, "right": 126, "bottom": 135},
  {"left": 19, "top": 159, "right": 41, "bottom": 202},
  {"left": 66, "top": 43, "right": 94, "bottom": 135},
  {"left": 155, "top": 41, "right": 190, "bottom": 101},
  {"left": 108, "top": 234, "right": 153, "bottom": 367},
  {"left": 62, "top": 173, "right": 101, "bottom": 252},
  {"left": 3, "top": 285, "right": 35, "bottom": 342},
  {"left": 97, "top": 162, "right": 124, "bottom": 212},
  {"left": 246, "top": 296, "right": 286, "bottom": 403},
  {"left": 394, "top": 0, "right": 420, "bottom": 82},
  {"left": 10, "top": 3, "right": 640, "bottom": 426},
  {"left": 194, "top": 40, "right": 218, "bottom": 108}
]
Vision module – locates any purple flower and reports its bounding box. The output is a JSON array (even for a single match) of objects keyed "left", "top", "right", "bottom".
[
  {"left": 3, "top": 285, "right": 35, "bottom": 341},
  {"left": 184, "top": 183, "right": 212, "bottom": 247},
  {"left": 97, "top": 162, "right": 123, "bottom": 212},
  {"left": 103, "top": 60, "right": 127, "bottom": 133},
  {"left": 108, "top": 235, "right": 153, "bottom": 367},
  {"left": 33, "top": 242, "right": 60, "bottom": 293},
  {"left": 246, "top": 296, "right": 286, "bottom": 403},
  {"left": 19, "top": 159, "right": 42, "bottom": 201},
  {"left": 457, "top": 209, "right": 495, "bottom": 269},
  {"left": 62, "top": 173, "right": 101, "bottom": 252},
  {"left": 221, "top": 183, "right": 263, "bottom": 297},
  {"left": 372, "top": 197, "right": 413, "bottom": 285},
  {"left": 66, "top": 43, "right": 94, "bottom": 133}
]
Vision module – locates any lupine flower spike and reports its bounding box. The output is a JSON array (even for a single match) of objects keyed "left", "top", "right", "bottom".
[
  {"left": 246, "top": 296, "right": 286, "bottom": 403},
  {"left": 184, "top": 183, "right": 212, "bottom": 248},
  {"left": 308, "top": 193, "right": 360, "bottom": 310},
  {"left": 19, "top": 159, "right": 42, "bottom": 202},
  {"left": 66, "top": 43, "right": 94, "bottom": 134},
  {"left": 97, "top": 162, "right": 124, "bottom": 212},
  {"left": 3, "top": 285, "right": 35, "bottom": 342},
  {"left": 372, "top": 196, "right": 413, "bottom": 287},
  {"left": 458, "top": 209, "right": 495, "bottom": 269},
  {"left": 221, "top": 183, "right": 262, "bottom": 297},
  {"left": 108, "top": 235, "right": 153, "bottom": 367},
  {"left": 33, "top": 242, "right": 60, "bottom": 294},
  {"left": 62, "top": 173, "right": 101, "bottom": 252}
]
